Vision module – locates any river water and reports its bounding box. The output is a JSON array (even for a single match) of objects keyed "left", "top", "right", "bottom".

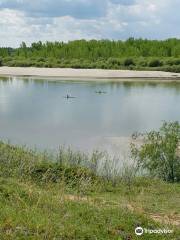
[{"left": 0, "top": 77, "right": 180, "bottom": 156}]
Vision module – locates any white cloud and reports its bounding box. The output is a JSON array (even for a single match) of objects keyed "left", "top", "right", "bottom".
[
  {"left": 0, "top": 0, "right": 179, "bottom": 47},
  {"left": 0, "top": 9, "right": 32, "bottom": 46}
]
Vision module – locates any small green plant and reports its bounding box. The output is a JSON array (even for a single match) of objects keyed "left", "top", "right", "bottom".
[{"left": 131, "top": 121, "right": 180, "bottom": 182}]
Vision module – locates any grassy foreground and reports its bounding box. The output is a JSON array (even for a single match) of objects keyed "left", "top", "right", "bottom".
[{"left": 0, "top": 141, "right": 179, "bottom": 239}]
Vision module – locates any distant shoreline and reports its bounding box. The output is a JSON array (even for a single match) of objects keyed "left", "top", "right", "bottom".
[{"left": 0, "top": 67, "right": 180, "bottom": 82}]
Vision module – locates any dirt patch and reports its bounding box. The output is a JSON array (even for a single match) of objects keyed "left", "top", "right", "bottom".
[
  {"left": 64, "top": 194, "right": 89, "bottom": 202},
  {"left": 149, "top": 213, "right": 180, "bottom": 227},
  {"left": 126, "top": 203, "right": 180, "bottom": 227},
  {"left": 64, "top": 194, "right": 180, "bottom": 226}
]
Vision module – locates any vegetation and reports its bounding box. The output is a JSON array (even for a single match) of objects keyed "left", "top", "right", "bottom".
[
  {"left": 131, "top": 121, "right": 180, "bottom": 183},
  {"left": 0, "top": 122, "right": 180, "bottom": 239},
  {"left": 1, "top": 38, "right": 180, "bottom": 72}
]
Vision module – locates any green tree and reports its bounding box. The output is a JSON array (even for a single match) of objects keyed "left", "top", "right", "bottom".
[
  {"left": 131, "top": 122, "right": 180, "bottom": 182},
  {"left": 1, "top": 38, "right": 180, "bottom": 71}
]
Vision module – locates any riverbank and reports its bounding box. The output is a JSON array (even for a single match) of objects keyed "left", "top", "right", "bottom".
[
  {"left": 0, "top": 67, "right": 180, "bottom": 81},
  {"left": 0, "top": 141, "right": 179, "bottom": 239}
]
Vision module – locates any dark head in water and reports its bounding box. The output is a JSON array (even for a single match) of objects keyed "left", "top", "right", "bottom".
[
  {"left": 64, "top": 94, "right": 76, "bottom": 99},
  {"left": 95, "top": 90, "right": 107, "bottom": 94}
]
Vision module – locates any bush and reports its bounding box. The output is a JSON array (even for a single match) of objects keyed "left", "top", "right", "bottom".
[
  {"left": 37, "top": 57, "right": 46, "bottom": 62},
  {"left": 107, "top": 58, "right": 121, "bottom": 66},
  {"left": 149, "top": 59, "right": 163, "bottom": 67},
  {"left": 158, "top": 65, "right": 180, "bottom": 73},
  {"left": 33, "top": 61, "right": 45, "bottom": 67},
  {"left": 131, "top": 121, "right": 180, "bottom": 182},
  {"left": 137, "top": 58, "right": 148, "bottom": 67},
  {"left": 165, "top": 58, "right": 180, "bottom": 66},
  {"left": 69, "top": 59, "right": 82, "bottom": 69},
  {"left": 123, "top": 58, "right": 135, "bottom": 66}
]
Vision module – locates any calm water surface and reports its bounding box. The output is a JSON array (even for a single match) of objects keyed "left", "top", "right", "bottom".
[{"left": 0, "top": 77, "right": 180, "bottom": 153}]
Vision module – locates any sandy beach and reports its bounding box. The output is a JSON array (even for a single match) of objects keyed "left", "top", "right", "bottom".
[{"left": 0, "top": 67, "right": 180, "bottom": 81}]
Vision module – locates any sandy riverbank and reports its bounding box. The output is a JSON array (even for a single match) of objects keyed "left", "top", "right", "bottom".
[{"left": 0, "top": 67, "right": 180, "bottom": 81}]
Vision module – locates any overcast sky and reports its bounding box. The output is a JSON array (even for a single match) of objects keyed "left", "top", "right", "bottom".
[{"left": 0, "top": 0, "right": 180, "bottom": 47}]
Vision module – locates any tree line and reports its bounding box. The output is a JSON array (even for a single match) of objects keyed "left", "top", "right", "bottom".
[{"left": 0, "top": 38, "right": 180, "bottom": 71}]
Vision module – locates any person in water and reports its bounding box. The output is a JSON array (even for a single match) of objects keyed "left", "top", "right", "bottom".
[
  {"left": 95, "top": 90, "right": 106, "bottom": 94},
  {"left": 65, "top": 94, "right": 75, "bottom": 98}
]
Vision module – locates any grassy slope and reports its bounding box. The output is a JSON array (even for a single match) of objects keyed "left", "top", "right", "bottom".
[
  {"left": 0, "top": 178, "right": 179, "bottom": 240},
  {"left": 0, "top": 142, "right": 179, "bottom": 239}
]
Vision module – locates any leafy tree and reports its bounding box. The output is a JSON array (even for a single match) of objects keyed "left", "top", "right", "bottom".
[
  {"left": 131, "top": 122, "right": 180, "bottom": 182},
  {"left": 1, "top": 38, "right": 180, "bottom": 71},
  {"left": 20, "top": 42, "right": 27, "bottom": 49}
]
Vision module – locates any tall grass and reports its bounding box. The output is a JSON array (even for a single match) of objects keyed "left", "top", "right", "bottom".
[
  {"left": 0, "top": 141, "right": 180, "bottom": 239},
  {"left": 0, "top": 141, "right": 138, "bottom": 192}
]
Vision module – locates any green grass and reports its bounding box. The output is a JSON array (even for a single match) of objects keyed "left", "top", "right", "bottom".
[{"left": 0, "top": 141, "right": 179, "bottom": 239}]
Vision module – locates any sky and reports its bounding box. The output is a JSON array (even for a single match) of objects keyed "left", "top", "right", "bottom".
[{"left": 0, "top": 0, "right": 180, "bottom": 47}]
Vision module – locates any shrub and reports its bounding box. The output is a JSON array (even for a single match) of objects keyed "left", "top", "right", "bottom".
[
  {"left": 137, "top": 58, "right": 148, "bottom": 67},
  {"left": 107, "top": 58, "right": 121, "bottom": 66},
  {"left": 37, "top": 57, "right": 46, "bottom": 62},
  {"left": 69, "top": 59, "right": 82, "bottom": 69},
  {"left": 34, "top": 61, "right": 44, "bottom": 67},
  {"left": 131, "top": 121, "right": 180, "bottom": 182},
  {"left": 123, "top": 58, "right": 135, "bottom": 66},
  {"left": 149, "top": 59, "right": 163, "bottom": 67},
  {"left": 158, "top": 65, "right": 180, "bottom": 73},
  {"left": 165, "top": 58, "right": 180, "bottom": 66}
]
